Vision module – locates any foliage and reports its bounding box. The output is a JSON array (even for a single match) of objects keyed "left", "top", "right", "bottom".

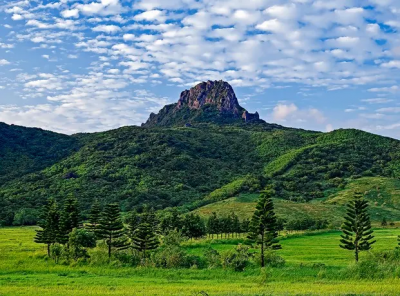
[
  {"left": 34, "top": 198, "right": 60, "bottom": 256},
  {"left": 68, "top": 228, "right": 96, "bottom": 260},
  {"left": 130, "top": 223, "right": 159, "bottom": 257},
  {"left": 97, "top": 203, "right": 129, "bottom": 258},
  {"left": 340, "top": 192, "right": 376, "bottom": 262},
  {"left": 221, "top": 244, "right": 253, "bottom": 272},
  {"left": 58, "top": 196, "right": 80, "bottom": 245},
  {"left": 248, "top": 190, "right": 281, "bottom": 267}
]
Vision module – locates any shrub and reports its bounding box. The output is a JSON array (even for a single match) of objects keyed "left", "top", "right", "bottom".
[
  {"left": 222, "top": 244, "right": 253, "bottom": 272},
  {"left": 204, "top": 247, "right": 221, "bottom": 268},
  {"left": 264, "top": 251, "right": 286, "bottom": 268},
  {"left": 69, "top": 228, "right": 96, "bottom": 260}
]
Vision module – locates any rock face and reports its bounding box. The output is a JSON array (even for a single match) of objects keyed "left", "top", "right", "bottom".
[
  {"left": 142, "top": 80, "right": 263, "bottom": 127},
  {"left": 242, "top": 111, "right": 260, "bottom": 122},
  {"left": 176, "top": 80, "right": 242, "bottom": 115}
]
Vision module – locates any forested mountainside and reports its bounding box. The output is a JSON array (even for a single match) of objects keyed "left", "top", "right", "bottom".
[
  {"left": 0, "top": 123, "right": 80, "bottom": 183},
  {"left": 1, "top": 81, "right": 400, "bottom": 226}
]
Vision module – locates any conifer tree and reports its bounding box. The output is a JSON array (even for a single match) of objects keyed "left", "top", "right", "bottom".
[
  {"left": 141, "top": 206, "right": 159, "bottom": 234},
  {"left": 131, "top": 222, "right": 159, "bottom": 257},
  {"left": 97, "top": 203, "right": 129, "bottom": 258},
  {"left": 231, "top": 212, "right": 240, "bottom": 238},
  {"left": 340, "top": 192, "right": 376, "bottom": 262},
  {"left": 248, "top": 189, "right": 281, "bottom": 267},
  {"left": 125, "top": 210, "right": 140, "bottom": 240},
  {"left": 58, "top": 195, "right": 80, "bottom": 245},
  {"left": 207, "top": 212, "right": 218, "bottom": 239},
  {"left": 86, "top": 199, "right": 101, "bottom": 232},
  {"left": 34, "top": 198, "right": 60, "bottom": 256}
]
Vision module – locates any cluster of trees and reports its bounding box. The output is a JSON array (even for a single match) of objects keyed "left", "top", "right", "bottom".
[
  {"left": 33, "top": 187, "right": 396, "bottom": 267},
  {"left": 286, "top": 217, "right": 328, "bottom": 231},
  {"left": 34, "top": 198, "right": 160, "bottom": 259}
]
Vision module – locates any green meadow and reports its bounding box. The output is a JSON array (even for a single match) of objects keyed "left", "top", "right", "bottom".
[{"left": 1, "top": 227, "right": 400, "bottom": 295}]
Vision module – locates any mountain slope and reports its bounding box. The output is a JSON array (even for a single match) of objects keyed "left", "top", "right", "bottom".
[
  {"left": 0, "top": 122, "right": 80, "bottom": 183},
  {"left": 1, "top": 81, "right": 400, "bottom": 226}
]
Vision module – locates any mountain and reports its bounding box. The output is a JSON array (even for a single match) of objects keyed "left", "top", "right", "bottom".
[
  {"left": 142, "top": 80, "right": 264, "bottom": 127},
  {"left": 1, "top": 81, "right": 400, "bottom": 226},
  {"left": 0, "top": 123, "right": 80, "bottom": 183}
]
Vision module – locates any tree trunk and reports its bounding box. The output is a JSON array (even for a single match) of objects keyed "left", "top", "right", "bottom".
[{"left": 47, "top": 243, "right": 50, "bottom": 257}]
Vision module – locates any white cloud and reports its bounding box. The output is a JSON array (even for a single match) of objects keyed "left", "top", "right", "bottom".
[
  {"left": 272, "top": 103, "right": 298, "bottom": 120},
  {"left": 61, "top": 9, "right": 79, "bottom": 18},
  {"left": 76, "top": 0, "right": 124, "bottom": 16},
  {"left": 0, "top": 59, "right": 10, "bottom": 66},
  {"left": 361, "top": 98, "right": 393, "bottom": 104},
  {"left": 92, "top": 25, "right": 121, "bottom": 33},
  {"left": 134, "top": 10, "right": 165, "bottom": 22}
]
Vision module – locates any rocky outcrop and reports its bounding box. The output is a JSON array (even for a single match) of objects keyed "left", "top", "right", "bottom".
[
  {"left": 176, "top": 80, "right": 243, "bottom": 115},
  {"left": 242, "top": 111, "right": 259, "bottom": 122},
  {"left": 142, "top": 80, "right": 264, "bottom": 127}
]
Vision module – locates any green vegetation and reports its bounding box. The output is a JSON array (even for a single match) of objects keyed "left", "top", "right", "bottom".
[
  {"left": 340, "top": 192, "right": 376, "bottom": 262},
  {"left": 3, "top": 227, "right": 400, "bottom": 295},
  {"left": 1, "top": 121, "right": 400, "bottom": 229},
  {"left": 248, "top": 190, "right": 281, "bottom": 267}
]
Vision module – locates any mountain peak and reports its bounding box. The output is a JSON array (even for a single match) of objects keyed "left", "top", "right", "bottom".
[
  {"left": 142, "top": 80, "right": 261, "bottom": 127},
  {"left": 176, "top": 80, "right": 242, "bottom": 114}
]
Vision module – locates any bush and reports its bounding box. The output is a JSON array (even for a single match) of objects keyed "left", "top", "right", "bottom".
[
  {"left": 69, "top": 228, "right": 96, "bottom": 260},
  {"left": 264, "top": 251, "right": 285, "bottom": 268},
  {"left": 204, "top": 247, "right": 221, "bottom": 268},
  {"left": 222, "top": 244, "right": 253, "bottom": 272},
  {"left": 151, "top": 246, "right": 202, "bottom": 268}
]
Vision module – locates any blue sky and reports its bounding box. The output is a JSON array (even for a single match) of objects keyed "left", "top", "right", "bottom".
[{"left": 0, "top": 0, "right": 400, "bottom": 138}]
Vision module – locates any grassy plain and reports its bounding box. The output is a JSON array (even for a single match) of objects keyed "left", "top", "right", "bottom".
[{"left": 1, "top": 227, "right": 400, "bottom": 295}]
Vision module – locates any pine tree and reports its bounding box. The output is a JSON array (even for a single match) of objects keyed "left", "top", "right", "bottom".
[
  {"left": 141, "top": 206, "right": 159, "bottom": 234},
  {"left": 207, "top": 212, "right": 218, "bottom": 239},
  {"left": 58, "top": 195, "right": 80, "bottom": 245},
  {"left": 248, "top": 189, "right": 281, "bottom": 267},
  {"left": 231, "top": 212, "right": 240, "bottom": 238},
  {"left": 125, "top": 210, "right": 140, "bottom": 240},
  {"left": 34, "top": 198, "right": 60, "bottom": 256},
  {"left": 86, "top": 199, "right": 101, "bottom": 232},
  {"left": 340, "top": 192, "right": 376, "bottom": 262},
  {"left": 131, "top": 222, "right": 159, "bottom": 257},
  {"left": 97, "top": 203, "right": 129, "bottom": 258}
]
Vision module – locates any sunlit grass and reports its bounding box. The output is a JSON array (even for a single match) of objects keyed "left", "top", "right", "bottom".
[{"left": 1, "top": 227, "right": 400, "bottom": 295}]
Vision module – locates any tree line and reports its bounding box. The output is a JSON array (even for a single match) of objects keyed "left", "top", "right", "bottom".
[{"left": 34, "top": 189, "right": 393, "bottom": 266}]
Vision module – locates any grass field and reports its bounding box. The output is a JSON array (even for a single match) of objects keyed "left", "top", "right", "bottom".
[{"left": 1, "top": 227, "right": 400, "bottom": 295}]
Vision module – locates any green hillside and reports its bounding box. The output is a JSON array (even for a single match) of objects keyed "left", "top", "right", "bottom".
[
  {"left": 1, "top": 120, "right": 400, "bottom": 227},
  {"left": 0, "top": 122, "right": 80, "bottom": 183},
  {"left": 194, "top": 177, "right": 400, "bottom": 224}
]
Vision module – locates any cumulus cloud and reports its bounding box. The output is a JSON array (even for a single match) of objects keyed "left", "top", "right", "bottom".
[{"left": 92, "top": 24, "right": 121, "bottom": 33}]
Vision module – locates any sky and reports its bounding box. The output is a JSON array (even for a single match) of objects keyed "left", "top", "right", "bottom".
[{"left": 0, "top": 0, "right": 400, "bottom": 138}]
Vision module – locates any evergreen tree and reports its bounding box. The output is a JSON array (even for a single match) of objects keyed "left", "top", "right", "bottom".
[
  {"left": 86, "top": 199, "right": 101, "bottom": 232},
  {"left": 34, "top": 198, "right": 60, "bottom": 256},
  {"left": 160, "top": 208, "right": 182, "bottom": 234},
  {"left": 141, "top": 206, "right": 159, "bottom": 234},
  {"left": 340, "top": 192, "right": 376, "bottom": 262},
  {"left": 231, "top": 212, "right": 240, "bottom": 238},
  {"left": 131, "top": 222, "right": 159, "bottom": 257},
  {"left": 58, "top": 195, "right": 80, "bottom": 245},
  {"left": 182, "top": 213, "right": 206, "bottom": 240},
  {"left": 248, "top": 190, "right": 281, "bottom": 267},
  {"left": 97, "top": 203, "right": 129, "bottom": 258},
  {"left": 207, "top": 212, "right": 218, "bottom": 239},
  {"left": 125, "top": 210, "right": 140, "bottom": 240},
  {"left": 241, "top": 218, "right": 250, "bottom": 235}
]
